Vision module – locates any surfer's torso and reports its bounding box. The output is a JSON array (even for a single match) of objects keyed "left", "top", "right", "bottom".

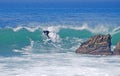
[{"left": 43, "top": 30, "right": 60, "bottom": 42}]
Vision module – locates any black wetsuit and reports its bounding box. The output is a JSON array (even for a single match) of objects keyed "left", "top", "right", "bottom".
[{"left": 43, "top": 30, "right": 50, "bottom": 38}]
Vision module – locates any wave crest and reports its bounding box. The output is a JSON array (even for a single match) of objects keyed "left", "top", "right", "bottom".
[{"left": 0, "top": 25, "right": 120, "bottom": 55}]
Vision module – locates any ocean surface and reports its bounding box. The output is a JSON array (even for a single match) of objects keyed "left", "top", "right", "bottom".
[{"left": 0, "top": 8, "right": 120, "bottom": 76}]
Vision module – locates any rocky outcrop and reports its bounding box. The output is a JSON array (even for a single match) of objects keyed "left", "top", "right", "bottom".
[
  {"left": 114, "top": 41, "right": 120, "bottom": 55},
  {"left": 76, "top": 34, "right": 113, "bottom": 55}
]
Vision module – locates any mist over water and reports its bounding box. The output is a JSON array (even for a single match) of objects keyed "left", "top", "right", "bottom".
[{"left": 0, "top": 8, "right": 120, "bottom": 76}]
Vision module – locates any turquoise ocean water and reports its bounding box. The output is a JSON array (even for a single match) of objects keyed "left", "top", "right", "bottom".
[{"left": 0, "top": 8, "right": 120, "bottom": 76}]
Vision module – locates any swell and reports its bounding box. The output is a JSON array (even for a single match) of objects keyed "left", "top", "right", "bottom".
[
  {"left": 0, "top": 26, "right": 119, "bottom": 44},
  {"left": 0, "top": 28, "right": 43, "bottom": 56},
  {"left": 0, "top": 25, "right": 120, "bottom": 56},
  {"left": 0, "top": 27, "right": 94, "bottom": 47}
]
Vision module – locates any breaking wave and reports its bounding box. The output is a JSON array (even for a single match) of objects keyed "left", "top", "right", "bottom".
[{"left": 0, "top": 25, "right": 120, "bottom": 56}]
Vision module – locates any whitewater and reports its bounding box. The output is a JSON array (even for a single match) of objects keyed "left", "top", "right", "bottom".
[{"left": 0, "top": 8, "right": 120, "bottom": 76}]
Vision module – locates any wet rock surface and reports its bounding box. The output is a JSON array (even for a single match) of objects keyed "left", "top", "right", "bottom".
[
  {"left": 114, "top": 41, "right": 120, "bottom": 55},
  {"left": 76, "top": 34, "right": 113, "bottom": 55}
]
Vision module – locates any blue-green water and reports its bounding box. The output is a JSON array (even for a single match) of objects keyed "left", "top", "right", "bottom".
[
  {"left": 0, "top": 24, "right": 120, "bottom": 56},
  {"left": 0, "top": 8, "right": 120, "bottom": 76}
]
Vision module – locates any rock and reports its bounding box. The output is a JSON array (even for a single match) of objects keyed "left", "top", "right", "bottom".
[
  {"left": 114, "top": 41, "right": 120, "bottom": 55},
  {"left": 76, "top": 34, "right": 113, "bottom": 55}
]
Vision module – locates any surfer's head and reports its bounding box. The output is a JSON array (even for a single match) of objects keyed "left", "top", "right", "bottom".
[
  {"left": 43, "top": 30, "right": 49, "bottom": 35},
  {"left": 43, "top": 30, "right": 50, "bottom": 38}
]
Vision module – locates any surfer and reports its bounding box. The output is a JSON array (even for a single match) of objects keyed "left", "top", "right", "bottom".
[
  {"left": 43, "top": 30, "right": 60, "bottom": 42},
  {"left": 43, "top": 30, "right": 50, "bottom": 38}
]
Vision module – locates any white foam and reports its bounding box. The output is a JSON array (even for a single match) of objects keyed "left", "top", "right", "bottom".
[
  {"left": 42, "top": 26, "right": 60, "bottom": 33},
  {"left": 12, "top": 26, "right": 39, "bottom": 32},
  {"left": 13, "top": 26, "right": 23, "bottom": 32},
  {"left": 13, "top": 49, "right": 23, "bottom": 53},
  {"left": 69, "top": 23, "right": 109, "bottom": 34},
  {"left": 113, "top": 26, "right": 120, "bottom": 32},
  {"left": 111, "top": 45, "right": 116, "bottom": 51},
  {"left": 13, "top": 39, "right": 34, "bottom": 54},
  {"left": 42, "top": 26, "right": 61, "bottom": 43},
  {"left": 24, "top": 27, "right": 39, "bottom": 32},
  {"left": 23, "top": 42, "right": 33, "bottom": 50},
  {"left": 6, "top": 24, "right": 120, "bottom": 39},
  {"left": 7, "top": 23, "right": 119, "bottom": 35},
  {"left": 48, "top": 32, "right": 60, "bottom": 42},
  {"left": 44, "top": 23, "right": 110, "bottom": 34},
  {"left": 0, "top": 53, "right": 120, "bottom": 76},
  {"left": 90, "top": 25, "right": 109, "bottom": 34},
  {"left": 111, "top": 26, "right": 120, "bottom": 35}
]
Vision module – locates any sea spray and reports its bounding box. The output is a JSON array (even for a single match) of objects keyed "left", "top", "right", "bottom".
[
  {"left": 0, "top": 8, "right": 120, "bottom": 76},
  {"left": 0, "top": 25, "right": 120, "bottom": 56}
]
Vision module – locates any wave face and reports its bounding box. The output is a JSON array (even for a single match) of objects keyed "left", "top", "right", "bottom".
[
  {"left": 0, "top": 8, "right": 120, "bottom": 56},
  {"left": 0, "top": 25, "right": 120, "bottom": 56},
  {"left": 0, "top": 8, "right": 120, "bottom": 76}
]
